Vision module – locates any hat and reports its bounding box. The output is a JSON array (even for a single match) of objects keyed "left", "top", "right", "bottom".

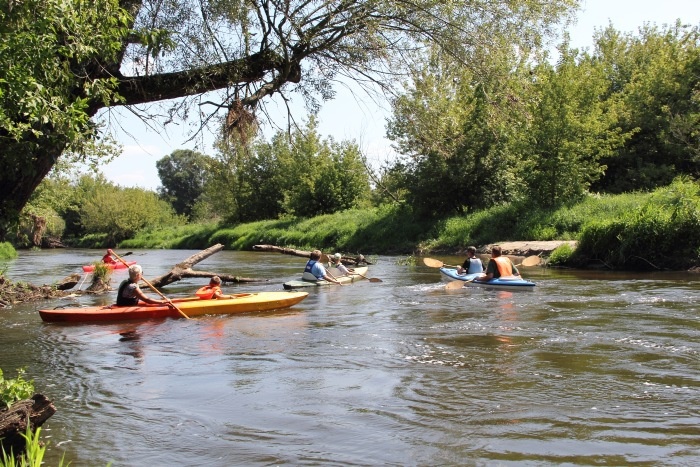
[{"left": 333, "top": 253, "right": 342, "bottom": 259}]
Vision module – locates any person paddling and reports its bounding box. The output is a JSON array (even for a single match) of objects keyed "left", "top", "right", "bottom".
[
  {"left": 102, "top": 250, "right": 117, "bottom": 265},
  {"left": 475, "top": 245, "right": 520, "bottom": 282},
  {"left": 456, "top": 246, "right": 484, "bottom": 275},
  {"left": 116, "top": 265, "right": 167, "bottom": 306},
  {"left": 196, "top": 276, "right": 235, "bottom": 299},
  {"left": 303, "top": 250, "right": 343, "bottom": 285}
]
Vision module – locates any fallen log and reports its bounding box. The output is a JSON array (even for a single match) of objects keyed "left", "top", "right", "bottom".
[
  {"left": 0, "top": 394, "right": 56, "bottom": 455},
  {"left": 252, "top": 244, "right": 372, "bottom": 265},
  {"left": 147, "top": 244, "right": 268, "bottom": 288}
]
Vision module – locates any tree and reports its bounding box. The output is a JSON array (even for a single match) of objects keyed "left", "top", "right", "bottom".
[
  {"left": 386, "top": 46, "right": 531, "bottom": 216},
  {"left": 591, "top": 23, "right": 700, "bottom": 192},
  {"left": 156, "top": 149, "right": 210, "bottom": 219},
  {"left": 0, "top": 0, "right": 578, "bottom": 239},
  {"left": 208, "top": 117, "right": 370, "bottom": 221},
  {"left": 522, "top": 43, "right": 630, "bottom": 206}
]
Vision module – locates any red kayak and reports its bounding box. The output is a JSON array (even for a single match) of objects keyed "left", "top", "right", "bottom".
[{"left": 81, "top": 261, "right": 136, "bottom": 273}]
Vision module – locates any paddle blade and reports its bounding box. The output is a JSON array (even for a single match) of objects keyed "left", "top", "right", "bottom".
[
  {"left": 423, "top": 258, "right": 444, "bottom": 268},
  {"left": 445, "top": 280, "right": 465, "bottom": 290},
  {"left": 520, "top": 255, "right": 541, "bottom": 267},
  {"left": 368, "top": 278, "right": 383, "bottom": 283}
]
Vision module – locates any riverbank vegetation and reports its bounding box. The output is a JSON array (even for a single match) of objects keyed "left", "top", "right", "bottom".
[
  {"left": 116, "top": 178, "right": 699, "bottom": 271},
  {"left": 4, "top": 11, "right": 700, "bottom": 272}
]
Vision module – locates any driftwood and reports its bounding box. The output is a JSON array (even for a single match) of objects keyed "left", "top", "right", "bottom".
[
  {"left": 0, "top": 394, "right": 56, "bottom": 455},
  {"left": 252, "top": 244, "right": 371, "bottom": 265},
  {"left": 148, "top": 244, "right": 267, "bottom": 288}
]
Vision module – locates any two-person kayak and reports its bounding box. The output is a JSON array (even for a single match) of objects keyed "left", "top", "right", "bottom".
[
  {"left": 39, "top": 291, "right": 309, "bottom": 323},
  {"left": 283, "top": 266, "right": 369, "bottom": 289},
  {"left": 440, "top": 267, "right": 536, "bottom": 289}
]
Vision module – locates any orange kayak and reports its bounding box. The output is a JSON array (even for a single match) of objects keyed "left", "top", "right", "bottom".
[{"left": 39, "top": 291, "right": 309, "bottom": 323}]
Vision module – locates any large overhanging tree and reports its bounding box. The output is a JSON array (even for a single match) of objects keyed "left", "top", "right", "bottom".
[{"left": 0, "top": 0, "right": 578, "bottom": 240}]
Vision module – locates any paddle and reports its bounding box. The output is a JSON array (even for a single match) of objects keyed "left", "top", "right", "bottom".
[
  {"left": 423, "top": 257, "right": 460, "bottom": 268},
  {"left": 445, "top": 280, "right": 467, "bottom": 290},
  {"left": 108, "top": 249, "right": 191, "bottom": 320},
  {"left": 351, "top": 271, "right": 383, "bottom": 283},
  {"left": 515, "top": 255, "right": 541, "bottom": 267}
]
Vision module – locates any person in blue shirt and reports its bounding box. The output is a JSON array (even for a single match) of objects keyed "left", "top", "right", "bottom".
[{"left": 302, "top": 250, "right": 343, "bottom": 285}]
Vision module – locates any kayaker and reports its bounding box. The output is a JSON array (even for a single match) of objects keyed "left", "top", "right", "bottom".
[
  {"left": 475, "top": 245, "right": 520, "bottom": 282},
  {"left": 116, "top": 264, "right": 168, "bottom": 306},
  {"left": 456, "top": 246, "right": 484, "bottom": 275},
  {"left": 196, "top": 276, "right": 232, "bottom": 299},
  {"left": 328, "top": 253, "right": 354, "bottom": 276},
  {"left": 102, "top": 250, "right": 117, "bottom": 265},
  {"left": 303, "top": 250, "right": 343, "bottom": 285}
]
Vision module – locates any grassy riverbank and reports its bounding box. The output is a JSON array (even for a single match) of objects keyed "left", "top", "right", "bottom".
[{"left": 117, "top": 179, "right": 700, "bottom": 271}]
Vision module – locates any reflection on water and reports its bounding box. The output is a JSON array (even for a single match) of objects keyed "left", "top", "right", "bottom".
[{"left": 1, "top": 249, "right": 700, "bottom": 465}]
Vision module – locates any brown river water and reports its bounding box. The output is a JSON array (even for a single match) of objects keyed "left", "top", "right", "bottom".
[{"left": 1, "top": 249, "right": 699, "bottom": 466}]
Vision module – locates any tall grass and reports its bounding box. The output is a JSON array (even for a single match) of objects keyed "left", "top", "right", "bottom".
[{"left": 575, "top": 179, "right": 700, "bottom": 269}]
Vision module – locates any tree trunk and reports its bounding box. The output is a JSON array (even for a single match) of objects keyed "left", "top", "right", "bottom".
[
  {"left": 147, "top": 244, "right": 267, "bottom": 288},
  {"left": 0, "top": 394, "right": 56, "bottom": 456},
  {"left": 252, "top": 244, "right": 371, "bottom": 265}
]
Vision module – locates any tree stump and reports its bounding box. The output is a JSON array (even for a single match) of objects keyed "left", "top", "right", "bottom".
[{"left": 0, "top": 394, "right": 56, "bottom": 455}]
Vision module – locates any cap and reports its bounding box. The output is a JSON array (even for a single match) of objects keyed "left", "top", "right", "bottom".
[{"left": 333, "top": 253, "right": 342, "bottom": 259}]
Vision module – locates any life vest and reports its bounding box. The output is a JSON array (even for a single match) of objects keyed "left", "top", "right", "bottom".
[
  {"left": 492, "top": 256, "right": 513, "bottom": 277},
  {"left": 467, "top": 257, "right": 483, "bottom": 274},
  {"left": 116, "top": 280, "right": 139, "bottom": 306},
  {"left": 196, "top": 285, "right": 219, "bottom": 300}
]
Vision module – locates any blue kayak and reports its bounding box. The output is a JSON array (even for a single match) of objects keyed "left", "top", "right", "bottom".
[{"left": 439, "top": 267, "right": 536, "bottom": 289}]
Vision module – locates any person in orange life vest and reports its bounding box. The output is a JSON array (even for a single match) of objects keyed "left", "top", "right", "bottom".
[
  {"left": 102, "top": 251, "right": 117, "bottom": 264},
  {"left": 196, "top": 276, "right": 231, "bottom": 299},
  {"left": 476, "top": 245, "right": 520, "bottom": 281}
]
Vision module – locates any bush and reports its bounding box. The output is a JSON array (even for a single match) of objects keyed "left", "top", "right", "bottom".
[
  {"left": 0, "top": 368, "right": 34, "bottom": 409},
  {"left": 0, "top": 243, "right": 17, "bottom": 261},
  {"left": 548, "top": 243, "right": 575, "bottom": 265}
]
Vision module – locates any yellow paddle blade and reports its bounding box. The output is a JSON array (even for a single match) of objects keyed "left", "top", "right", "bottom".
[
  {"left": 445, "top": 280, "right": 465, "bottom": 290},
  {"left": 519, "top": 255, "right": 541, "bottom": 267},
  {"left": 423, "top": 258, "right": 444, "bottom": 268}
]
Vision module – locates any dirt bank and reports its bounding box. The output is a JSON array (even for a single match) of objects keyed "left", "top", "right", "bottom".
[{"left": 478, "top": 241, "right": 577, "bottom": 257}]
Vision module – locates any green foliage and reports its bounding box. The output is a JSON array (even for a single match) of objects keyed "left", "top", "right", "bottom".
[
  {"left": 120, "top": 222, "right": 220, "bottom": 250},
  {"left": 548, "top": 243, "right": 575, "bottom": 265},
  {"left": 1, "top": 425, "right": 69, "bottom": 467},
  {"left": 591, "top": 23, "right": 700, "bottom": 192},
  {"left": 0, "top": 0, "right": 129, "bottom": 147},
  {"left": 0, "top": 242, "right": 17, "bottom": 260},
  {"left": 0, "top": 368, "right": 34, "bottom": 409},
  {"left": 523, "top": 43, "right": 631, "bottom": 206},
  {"left": 156, "top": 150, "right": 211, "bottom": 220},
  {"left": 207, "top": 117, "right": 371, "bottom": 223},
  {"left": 386, "top": 47, "right": 529, "bottom": 216},
  {"left": 59, "top": 175, "right": 185, "bottom": 246},
  {"left": 575, "top": 179, "right": 700, "bottom": 269}
]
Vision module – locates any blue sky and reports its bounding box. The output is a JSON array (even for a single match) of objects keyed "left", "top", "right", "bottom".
[{"left": 98, "top": 0, "right": 700, "bottom": 190}]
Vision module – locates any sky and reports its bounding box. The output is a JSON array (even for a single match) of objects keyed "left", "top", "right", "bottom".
[{"left": 98, "top": 0, "right": 700, "bottom": 191}]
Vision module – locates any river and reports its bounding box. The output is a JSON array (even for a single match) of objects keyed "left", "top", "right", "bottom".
[{"left": 1, "top": 249, "right": 699, "bottom": 466}]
